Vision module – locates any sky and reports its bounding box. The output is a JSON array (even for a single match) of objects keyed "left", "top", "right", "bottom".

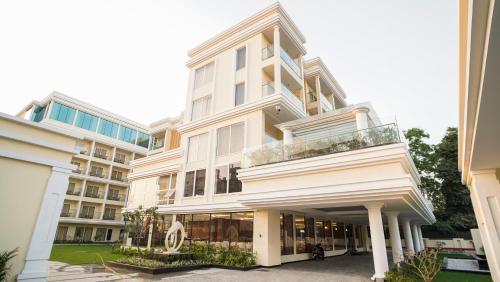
[{"left": 0, "top": 0, "right": 458, "bottom": 143}]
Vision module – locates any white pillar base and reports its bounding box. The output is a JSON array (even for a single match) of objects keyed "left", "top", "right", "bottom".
[
  {"left": 365, "top": 202, "right": 389, "bottom": 280},
  {"left": 402, "top": 219, "right": 414, "bottom": 256},
  {"left": 386, "top": 211, "right": 403, "bottom": 264}
]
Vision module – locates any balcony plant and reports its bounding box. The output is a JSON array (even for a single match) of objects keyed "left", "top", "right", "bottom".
[{"left": 0, "top": 248, "right": 18, "bottom": 282}]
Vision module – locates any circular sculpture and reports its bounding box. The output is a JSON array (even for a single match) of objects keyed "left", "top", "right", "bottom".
[{"left": 164, "top": 221, "right": 186, "bottom": 253}]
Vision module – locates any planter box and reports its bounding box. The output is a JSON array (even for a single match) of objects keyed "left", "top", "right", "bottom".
[
  {"left": 212, "top": 264, "right": 260, "bottom": 271},
  {"left": 105, "top": 261, "right": 207, "bottom": 274}
]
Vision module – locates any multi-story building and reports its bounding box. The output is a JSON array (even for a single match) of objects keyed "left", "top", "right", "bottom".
[
  {"left": 459, "top": 0, "right": 500, "bottom": 281},
  {"left": 126, "top": 3, "right": 435, "bottom": 280},
  {"left": 17, "top": 92, "right": 154, "bottom": 243}
]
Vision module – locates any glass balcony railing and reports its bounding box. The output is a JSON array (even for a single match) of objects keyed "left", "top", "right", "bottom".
[
  {"left": 280, "top": 47, "right": 301, "bottom": 77},
  {"left": 281, "top": 84, "right": 304, "bottom": 110},
  {"left": 262, "top": 82, "right": 275, "bottom": 96},
  {"left": 262, "top": 45, "right": 274, "bottom": 60},
  {"left": 320, "top": 93, "right": 333, "bottom": 111},
  {"left": 241, "top": 123, "right": 401, "bottom": 168}
]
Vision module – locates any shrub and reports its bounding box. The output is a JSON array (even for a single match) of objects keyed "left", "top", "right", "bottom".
[
  {"left": 116, "top": 257, "right": 166, "bottom": 268},
  {"left": 386, "top": 265, "right": 416, "bottom": 282},
  {"left": 404, "top": 249, "right": 442, "bottom": 282},
  {"left": 0, "top": 248, "right": 18, "bottom": 282}
]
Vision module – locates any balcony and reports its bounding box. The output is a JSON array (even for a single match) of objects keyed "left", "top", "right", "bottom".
[
  {"left": 262, "top": 45, "right": 274, "bottom": 60},
  {"left": 280, "top": 47, "right": 301, "bottom": 77},
  {"left": 60, "top": 209, "right": 76, "bottom": 217},
  {"left": 66, "top": 189, "right": 81, "bottom": 196},
  {"left": 78, "top": 212, "right": 101, "bottom": 219},
  {"left": 89, "top": 171, "right": 106, "bottom": 179},
  {"left": 93, "top": 152, "right": 109, "bottom": 160},
  {"left": 307, "top": 92, "right": 317, "bottom": 102},
  {"left": 241, "top": 123, "right": 400, "bottom": 168},
  {"left": 84, "top": 191, "right": 104, "bottom": 199},
  {"left": 150, "top": 140, "right": 165, "bottom": 151},
  {"left": 320, "top": 93, "right": 333, "bottom": 111},
  {"left": 113, "top": 156, "right": 129, "bottom": 165},
  {"left": 111, "top": 174, "right": 128, "bottom": 182},
  {"left": 107, "top": 193, "right": 126, "bottom": 201},
  {"left": 262, "top": 82, "right": 303, "bottom": 111},
  {"left": 72, "top": 168, "right": 84, "bottom": 174},
  {"left": 103, "top": 213, "right": 118, "bottom": 220}
]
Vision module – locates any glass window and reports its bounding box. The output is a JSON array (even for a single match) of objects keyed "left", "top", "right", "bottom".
[
  {"left": 315, "top": 220, "right": 325, "bottom": 247},
  {"left": 50, "top": 102, "right": 76, "bottom": 124},
  {"left": 295, "top": 216, "right": 306, "bottom": 254},
  {"left": 118, "top": 126, "right": 137, "bottom": 144},
  {"left": 183, "top": 171, "right": 195, "bottom": 197},
  {"left": 333, "top": 222, "right": 346, "bottom": 250},
  {"left": 210, "top": 213, "right": 231, "bottom": 244},
  {"left": 235, "top": 83, "right": 245, "bottom": 106},
  {"left": 215, "top": 163, "right": 241, "bottom": 194},
  {"left": 216, "top": 122, "right": 244, "bottom": 156},
  {"left": 324, "top": 220, "right": 333, "bottom": 251},
  {"left": 194, "top": 169, "right": 205, "bottom": 196},
  {"left": 31, "top": 105, "right": 47, "bottom": 122},
  {"left": 98, "top": 118, "right": 119, "bottom": 138},
  {"left": 236, "top": 47, "right": 246, "bottom": 70},
  {"left": 305, "top": 217, "right": 315, "bottom": 252},
  {"left": 136, "top": 132, "right": 150, "bottom": 148},
  {"left": 75, "top": 111, "right": 98, "bottom": 131},
  {"left": 230, "top": 212, "right": 253, "bottom": 249},
  {"left": 194, "top": 62, "right": 214, "bottom": 89},
  {"left": 280, "top": 213, "right": 294, "bottom": 255},
  {"left": 187, "top": 133, "right": 208, "bottom": 162},
  {"left": 192, "top": 214, "right": 210, "bottom": 242},
  {"left": 191, "top": 95, "right": 212, "bottom": 121},
  {"left": 228, "top": 163, "right": 242, "bottom": 193}
]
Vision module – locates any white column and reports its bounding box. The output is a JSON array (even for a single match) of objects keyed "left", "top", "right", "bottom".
[
  {"left": 353, "top": 108, "right": 369, "bottom": 130},
  {"left": 283, "top": 128, "right": 293, "bottom": 145},
  {"left": 253, "top": 210, "right": 281, "bottom": 266},
  {"left": 469, "top": 170, "right": 500, "bottom": 282},
  {"left": 385, "top": 211, "right": 404, "bottom": 264},
  {"left": 401, "top": 219, "right": 414, "bottom": 256},
  {"left": 411, "top": 222, "right": 421, "bottom": 252},
  {"left": 362, "top": 225, "right": 370, "bottom": 251},
  {"left": 417, "top": 225, "right": 425, "bottom": 250},
  {"left": 18, "top": 167, "right": 72, "bottom": 281},
  {"left": 273, "top": 25, "right": 281, "bottom": 94},
  {"left": 365, "top": 202, "right": 389, "bottom": 280},
  {"left": 146, "top": 222, "right": 154, "bottom": 249},
  {"left": 315, "top": 75, "right": 322, "bottom": 113}
]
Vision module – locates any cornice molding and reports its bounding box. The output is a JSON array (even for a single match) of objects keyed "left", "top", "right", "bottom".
[
  {"left": 128, "top": 163, "right": 182, "bottom": 181},
  {"left": 130, "top": 148, "right": 183, "bottom": 167}
]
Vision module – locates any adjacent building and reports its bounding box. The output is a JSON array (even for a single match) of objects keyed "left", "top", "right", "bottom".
[
  {"left": 126, "top": 3, "right": 435, "bottom": 280},
  {"left": 459, "top": 0, "right": 500, "bottom": 281}
]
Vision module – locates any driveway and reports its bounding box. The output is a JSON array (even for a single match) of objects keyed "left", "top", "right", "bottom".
[{"left": 49, "top": 253, "right": 380, "bottom": 282}]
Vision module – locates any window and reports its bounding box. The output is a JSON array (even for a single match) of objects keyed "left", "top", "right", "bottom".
[
  {"left": 104, "top": 207, "right": 116, "bottom": 220},
  {"left": 236, "top": 47, "right": 246, "bottom": 70},
  {"left": 85, "top": 185, "right": 100, "bottom": 198},
  {"left": 158, "top": 174, "right": 177, "bottom": 205},
  {"left": 187, "top": 133, "right": 208, "bottom": 162},
  {"left": 295, "top": 216, "right": 306, "bottom": 254},
  {"left": 316, "top": 219, "right": 325, "bottom": 247},
  {"left": 56, "top": 226, "right": 68, "bottom": 241},
  {"left": 193, "top": 62, "right": 214, "bottom": 89},
  {"left": 98, "top": 118, "right": 119, "bottom": 138},
  {"left": 50, "top": 102, "right": 76, "bottom": 124},
  {"left": 118, "top": 126, "right": 137, "bottom": 144},
  {"left": 192, "top": 214, "right": 210, "bottom": 242},
  {"left": 108, "top": 188, "right": 119, "bottom": 201},
  {"left": 95, "top": 228, "right": 106, "bottom": 241},
  {"left": 305, "top": 217, "right": 315, "bottom": 252},
  {"left": 75, "top": 227, "right": 93, "bottom": 241},
  {"left": 94, "top": 147, "right": 107, "bottom": 159},
  {"left": 234, "top": 83, "right": 245, "bottom": 106},
  {"left": 111, "top": 170, "right": 123, "bottom": 181},
  {"left": 136, "top": 132, "right": 150, "bottom": 148},
  {"left": 80, "top": 206, "right": 95, "bottom": 219},
  {"left": 191, "top": 95, "right": 211, "bottom": 121},
  {"left": 215, "top": 163, "right": 242, "bottom": 194},
  {"left": 75, "top": 111, "right": 98, "bottom": 131},
  {"left": 324, "top": 220, "right": 333, "bottom": 251},
  {"left": 216, "top": 122, "right": 244, "bottom": 156},
  {"left": 31, "top": 105, "right": 46, "bottom": 122},
  {"left": 333, "top": 222, "right": 346, "bottom": 249},
  {"left": 183, "top": 169, "right": 206, "bottom": 197},
  {"left": 90, "top": 166, "right": 104, "bottom": 178},
  {"left": 280, "top": 213, "right": 294, "bottom": 255}
]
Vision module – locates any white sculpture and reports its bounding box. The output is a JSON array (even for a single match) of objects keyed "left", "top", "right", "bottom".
[{"left": 164, "top": 221, "right": 186, "bottom": 254}]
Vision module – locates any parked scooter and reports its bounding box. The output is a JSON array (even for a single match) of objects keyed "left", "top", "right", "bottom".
[{"left": 312, "top": 244, "right": 325, "bottom": 260}]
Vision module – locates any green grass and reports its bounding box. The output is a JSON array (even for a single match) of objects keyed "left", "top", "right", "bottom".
[
  {"left": 50, "top": 244, "right": 125, "bottom": 265},
  {"left": 434, "top": 271, "right": 492, "bottom": 282}
]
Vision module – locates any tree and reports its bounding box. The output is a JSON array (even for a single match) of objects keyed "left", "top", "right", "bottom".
[
  {"left": 123, "top": 206, "right": 158, "bottom": 252},
  {"left": 404, "top": 128, "right": 444, "bottom": 213},
  {"left": 434, "top": 128, "right": 476, "bottom": 230}
]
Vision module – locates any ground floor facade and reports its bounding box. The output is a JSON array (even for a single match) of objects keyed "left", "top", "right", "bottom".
[{"left": 55, "top": 223, "right": 124, "bottom": 243}]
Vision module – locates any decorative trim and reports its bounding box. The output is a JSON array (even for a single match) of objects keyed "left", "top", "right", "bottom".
[
  {"left": 128, "top": 163, "right": 182, "bottom": 181},
  {"left": 130, "top": 148, "right": 183, "bottom": 166},
  {"left": 304, "top": 57, "right": 347, "bottom": 99},
  {"left": 0, "top": 130, "right": 79, "bottom": 155}
]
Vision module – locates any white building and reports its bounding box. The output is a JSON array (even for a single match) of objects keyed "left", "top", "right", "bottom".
[{"left": 126, "top": 3, "right": 435, "bottom": 280}]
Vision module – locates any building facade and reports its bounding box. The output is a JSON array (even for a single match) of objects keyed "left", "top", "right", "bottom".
[
  {"left": 125, "top": 3, "right": 435, "bottom": 280},
  {"left": 459, "top": 0, "right": 500, "bottom": 281},
  {"left": 16, "top": 92, "right": 163, "bottom": 243}
]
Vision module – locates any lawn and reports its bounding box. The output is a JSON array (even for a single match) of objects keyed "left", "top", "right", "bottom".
[
  {"left": 50, "top": 244, "right": 125, "bottom": 265},
  {"left": 432, "top": 253, "right": 492, "bottom": 282}
]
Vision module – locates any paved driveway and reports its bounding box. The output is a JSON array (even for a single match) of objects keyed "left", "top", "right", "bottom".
[{"left": 49, "top": 253, "right": 379, "bottom": 282}]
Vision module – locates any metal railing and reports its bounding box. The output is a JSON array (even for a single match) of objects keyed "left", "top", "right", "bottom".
[
  {"left": 262, "top": 45, "right": 274, "bottom": 60},
  {"left": 103, "top": 213, "right": 118, "bottom": 220},
  {"left": 84, "top": 191, "right": 104, "bottom": 199},
  {"left": 89, "top": 171, "right": 106, "bottom": 178},
  {"left": 78, "top": 211, "right": 101, "bottom": 219},
  {"left": 60, "top": 209, "right": 77, "bottom": 217},
  {"left": 107, "top": 193, "right": 126, "bottom": 201},
  {"left": 280, "top": 47, "right": 301, "bottom": 77},
  {"left": 72, "top": 168, "right": 84, "bottom": 174},
  {"left": 241, "top": 123, "right": 401, "bottom": 168},
  {"left": 66, "top": 189, "right": 81, "bottom": 196},
  {"left": 113, "top": 157, "right": 129, "bottom": 165},
  {"left": 111, "top": 174, "right": 128, "bottom": 182},
  {"left": 320, "top": 93, "right": 333, "bottom": 111},
  {"left": 93, "top": 152, "right": 109, "bottom": 160}
]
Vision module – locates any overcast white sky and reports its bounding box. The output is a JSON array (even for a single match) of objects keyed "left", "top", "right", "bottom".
[{"left": 0, "top": 0, "right": 457, "bottom": 143}]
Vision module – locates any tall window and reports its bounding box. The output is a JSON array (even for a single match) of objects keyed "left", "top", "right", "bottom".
[
  {"left": 118, "top": 126, "right": 137, "bottom": 144},
  {"left": 98, "top": 118, "right": 119, "bottom": 138},
  {"left": 50, "top": 102, "right": 76, "bottom": 124},
  {"left": 157, "top": 173, "right": 177, "bottom": 205},
  {"left": 295, "top": 216, "right": 306, "bottom": 254},
  {"left": 324, "top": 220, "right": 333, "bottom": 251},
  {"left": 31, "top": 105, "right": 47, "bottom": 122},
  {"left": 215, "top": 163, "right": 242, "bottom": 194},
  {"left": 191, "top": 95, "right": 211, "bottom": 121},
  {"left": 315, "top": 220, "right": 325, "bottom": 247},
  {"left": 236, "top": 47, "right": 246, "bottom": 70},
  {"left": 216, "top": 122, "right": 244, "bottom": 156},
  {"left": 75, "top": 111, "right": 98, "bottom": 131},
  {"left": 136, "top": 132, "right": 150, "bottom": 148},
  {"left": 183, "top": 169, "right": 206, "bottom": 197},
  {"left": 234, "top": 83, "right": 245, "bottom": 106},
  {"left": 280, "top": 213, "right": 294, "bottom": 255},
  {"left": 187, "top": 133, "right": 208, "bottom": 162},
  {"left": 194, "top": 62, "right": 214, "bottom": 89},
  {"left": 305, "top": 217, "right": 315, "bottom": 252}
]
